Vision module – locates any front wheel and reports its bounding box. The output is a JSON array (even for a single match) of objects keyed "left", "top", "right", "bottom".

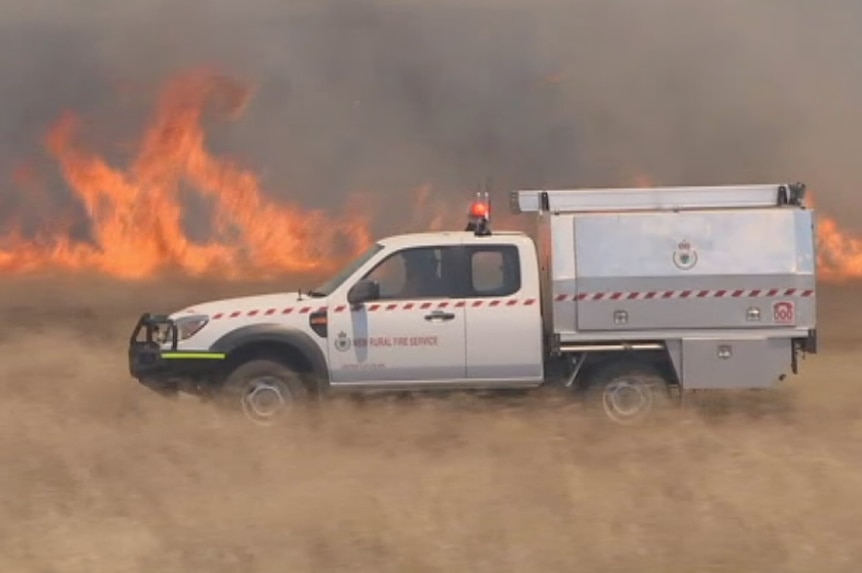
[{"left": 220, "top": 359, "right": 308, "bottom": 426}]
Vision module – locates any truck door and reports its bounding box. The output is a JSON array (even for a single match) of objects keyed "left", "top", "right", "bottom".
[
  {"left": 463, "top": 243, "right": 544, "bottom": 384},
  {"left": 326, "top": 245, "right": 467, "bottom": 385}
]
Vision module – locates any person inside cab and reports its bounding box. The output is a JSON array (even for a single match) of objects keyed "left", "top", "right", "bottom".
[{"left": 399, "top": 249, "right": 446, "bottom": 299}]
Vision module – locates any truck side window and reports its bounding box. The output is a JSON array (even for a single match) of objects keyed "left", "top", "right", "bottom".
[
  {"left": 362, "top": 247, "right": 456, "bottom": 300},
  {"left": 468, "top": 246, "right": 521, "bottom": 297}
]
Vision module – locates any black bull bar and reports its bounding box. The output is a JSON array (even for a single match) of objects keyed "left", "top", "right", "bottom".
[
  {"left": 130, "top": 313, "right": 178, "bottom": 349},
  {"left": 128, "top": 313, "right": 178, "bottom": 379}
]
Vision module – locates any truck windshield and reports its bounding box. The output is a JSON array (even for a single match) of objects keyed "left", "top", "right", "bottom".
[{"left": 306, "top": 243, "right": 384, "bottom": 297}]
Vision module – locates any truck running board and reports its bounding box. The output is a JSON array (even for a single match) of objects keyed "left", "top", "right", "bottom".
[{"left": 559, "top": 343, "right": 665, "bottom": 353}]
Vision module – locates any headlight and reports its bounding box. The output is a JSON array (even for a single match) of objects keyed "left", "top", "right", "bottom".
[{"left": 175, "top": 314, "right": 210, "bottom": 341}]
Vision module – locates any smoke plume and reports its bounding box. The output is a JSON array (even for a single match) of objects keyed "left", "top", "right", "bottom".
[{"left": 2, "top": 0, "right": 861, "bottom": 239}]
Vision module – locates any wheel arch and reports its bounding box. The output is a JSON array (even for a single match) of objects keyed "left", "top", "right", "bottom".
[
  {"left": 576, "top": 347, "right": 680, "bottom": 390},
  {"left": 209, "top": 324, "right": 330, "bottom": 393}
]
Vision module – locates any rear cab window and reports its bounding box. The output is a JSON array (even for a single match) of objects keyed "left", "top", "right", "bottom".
[{"left": 467, "top": 245, "right": 521, "bottom": 297}]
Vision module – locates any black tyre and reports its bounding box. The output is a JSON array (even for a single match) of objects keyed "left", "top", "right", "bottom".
[
  {"left": 220, "top": 359, "right": 308, "bottom": 426},
  {"left": 584, "top": 360, "right": 672, "bottom": 425}
]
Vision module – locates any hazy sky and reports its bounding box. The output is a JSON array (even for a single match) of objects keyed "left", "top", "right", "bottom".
[{"left": 1, "top": 0, "right": 860, "bottom": 237}]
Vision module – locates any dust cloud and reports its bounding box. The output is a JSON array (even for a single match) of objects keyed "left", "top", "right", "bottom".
[
  {"left": 1, "top": 0, "right": 862, "bottom": 237},
  {"left": 0, "top": 277, "right": 860, "bottom": 572}
]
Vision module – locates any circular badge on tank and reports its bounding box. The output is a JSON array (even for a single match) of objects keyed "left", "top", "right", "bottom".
[{"left": 672, "top": 240, "right": 698, "bottom": 270}]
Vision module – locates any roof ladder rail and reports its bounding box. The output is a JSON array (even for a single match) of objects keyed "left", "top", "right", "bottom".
[{"left": 509, "top": 183, "right": 807, "bottom": 214}]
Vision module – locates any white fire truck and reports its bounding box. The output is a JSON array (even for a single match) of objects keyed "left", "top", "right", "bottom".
[{"left": 129, "top": 183, "right": 818, "bottom": 425}]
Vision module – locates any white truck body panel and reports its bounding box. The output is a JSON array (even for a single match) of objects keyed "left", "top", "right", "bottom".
[
  {"left": 678, "top": 336, "right": 791, "bottom": 390},
  {"left": 325, "top": 296, "right": 469, "bottom": 384},
  {"left": 324, "top": 232, "right": 466, "bottom": 385},
  {"left": 167, "top": 292, "right": 321, "bottom": 351},
  {"left": 546, "top": 208, "right": 816, "bottom": 335},
  {"left": 323, "top": 232, "right": 544, "bottom": 388},
  {"left": 463, "top": 237, "right": 543, "bottom": 381},
  {"left": 515, "top": 183, "right": 817, "bottom": 390},
  {"left": 162, "top": 231, "right": 542, "bottom": 390}
]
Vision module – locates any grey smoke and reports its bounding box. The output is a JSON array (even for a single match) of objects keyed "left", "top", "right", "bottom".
[{"left": 1, "top": 0, "right": 861, "bottom": 240}]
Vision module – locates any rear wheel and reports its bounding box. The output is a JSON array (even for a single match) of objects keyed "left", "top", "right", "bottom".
[
  {"left": 584, "top": 360, "right": 673, "bottom": 425},
  {"left": 220, "top": 359, "right": 308, "bottom": 426}
]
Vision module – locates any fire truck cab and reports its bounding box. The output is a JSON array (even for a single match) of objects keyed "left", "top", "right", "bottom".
[{"left": 128, "top": 182, "right": 818, "bottom": 425}]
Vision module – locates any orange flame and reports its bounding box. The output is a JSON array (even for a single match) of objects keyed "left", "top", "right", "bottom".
[
  {"left": 0, "top": 70, "right": 375, "bottom": 280},
  {"left": 2, "top": 71, "right": 862, "bottom": 286},
  {"left": 809, "top": 196, "right": 862, "bottom": 283}
]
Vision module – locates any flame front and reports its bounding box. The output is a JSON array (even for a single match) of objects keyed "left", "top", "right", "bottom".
[
  {"left": 0, "top": 70, "right": 374, "bottom": 280},
  {"left": 1, "top": 69, "right": 862, "bottom": 284},
  {"left": 813, "top": 210, "right": 862, "bottom": 283}
]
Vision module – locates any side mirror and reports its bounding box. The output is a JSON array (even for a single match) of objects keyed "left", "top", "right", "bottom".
[{"left": 347, "top": 279, "right": 380, "bottom": 306}]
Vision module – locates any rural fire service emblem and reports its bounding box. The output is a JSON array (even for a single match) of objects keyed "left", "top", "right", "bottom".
[
  {"left": 335, "top": 331, "right": 352, "bottom": 352},
  {"left": 672, "top": 239, "right": 698, "bottom": 270}
]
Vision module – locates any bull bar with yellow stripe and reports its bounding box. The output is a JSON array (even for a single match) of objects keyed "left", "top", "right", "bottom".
[{"left": 128, "top": 313, "right": 226, "bottom": 396}]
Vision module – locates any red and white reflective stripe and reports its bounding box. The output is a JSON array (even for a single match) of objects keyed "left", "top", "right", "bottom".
[
  {"left": 212, "top": 305, "right": 326, "bottom": 320},
  {"left": 209, "top": 298, "right": 538, "bottom": 319},
  {"left": 555, "top": 288, "right": 814, "bottom": 302},
  {"left": 353, "top": 298, "right": 537, "bottom": 312},
  {"left": 206, "top": 288, "right": 814, "bottom": 319}
]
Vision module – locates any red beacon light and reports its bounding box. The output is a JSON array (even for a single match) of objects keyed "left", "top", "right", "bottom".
[
  {"left": 465, "top": 192, "right": 492, "bottom": 236},
  {"left": 469, "top": 201, "right": 488, "bottom": 218}
]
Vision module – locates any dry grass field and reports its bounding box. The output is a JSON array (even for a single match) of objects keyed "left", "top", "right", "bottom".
[
  {"left": 0, "top": 1, "right": 860, "bottom": 570},
  {"left": 0, "top": 276, "right": 859, "bottom": 573}
]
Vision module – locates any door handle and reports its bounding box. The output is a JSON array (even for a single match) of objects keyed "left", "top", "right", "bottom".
[{"left": 424, "top": 310, "right": 455, "bottom": 321}]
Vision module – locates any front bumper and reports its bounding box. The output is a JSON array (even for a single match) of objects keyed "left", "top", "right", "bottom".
[{"left": 128, "top": 313, "right": 225, "bottom": 395}]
